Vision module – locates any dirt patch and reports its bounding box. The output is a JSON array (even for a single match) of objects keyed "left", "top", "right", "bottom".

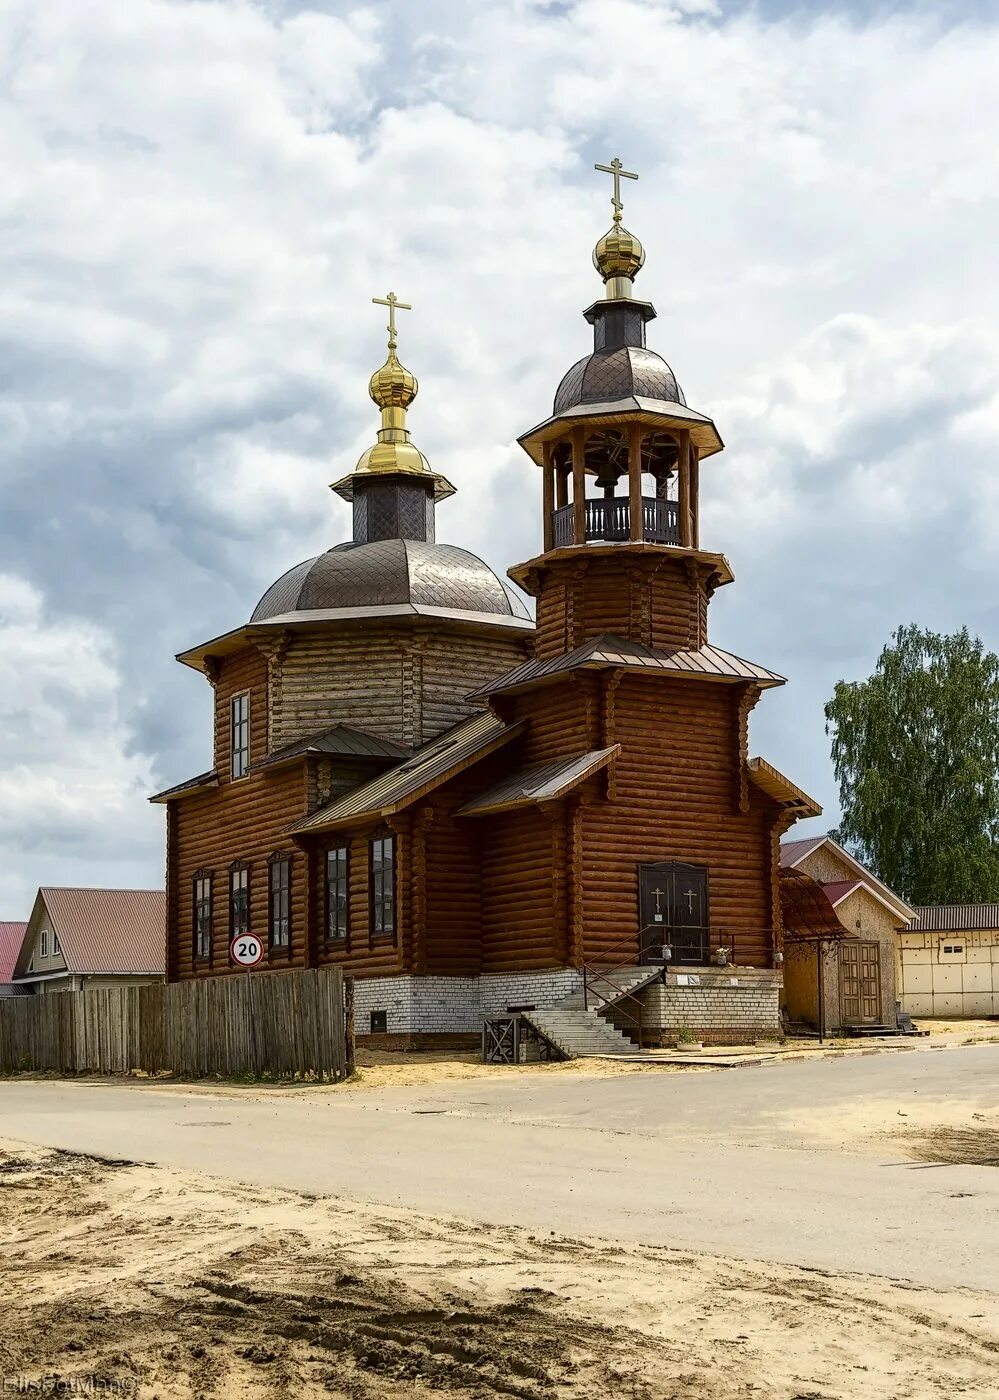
[
  {"left": 901, "top": 1126, "right": 999, "bottom": 1168},
  {"left": 3, "top": 1141, "right": 999, "bottom": 1398}
]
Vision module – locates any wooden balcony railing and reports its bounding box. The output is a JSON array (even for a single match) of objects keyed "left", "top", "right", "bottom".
[{"left": 551, "top": 496, "right": 681, "bottom": 548}]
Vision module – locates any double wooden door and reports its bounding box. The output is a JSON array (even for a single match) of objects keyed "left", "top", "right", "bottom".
[
  {"left": 839, "top": 941, "right": 882, "bottom": 1025},
  {"left": 638, "top": 862, "right": 709, "bottom": 965}
]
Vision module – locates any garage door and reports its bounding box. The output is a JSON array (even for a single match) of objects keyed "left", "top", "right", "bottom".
[{"left": 899, "top": 936, "right": 999, "bottom": 1017}]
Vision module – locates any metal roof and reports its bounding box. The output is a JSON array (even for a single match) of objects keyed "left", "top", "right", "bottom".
[
  {"left": 15, "top": 889, "right": 166, "bottom": 979},
  {"left": 470, "top": 632, "right": 786, "bottom": 700},
  {"left": 910, "top": 904, "right": 999, "bottom": 932},
  {"left": 251, "top": 539, "right": 532, "bottom": 625},
  {"left": 148, "top": 770, "right": 219, "bottom": 804},
  {"left": 289, "top": 711, "right": 525, "bottom": 835},
  {"left": 780, "top": 835, "right": 914, "bottom": 922},
  {"left": 0, "top": 922, "right": 27, "bottom": 985},
  {"left": 457, "top": 746, "right": 619, "bottom": 817},
  {"left": 256, "top": 724, "right": 411, "bottom": 771},
  {"left": 821, "top": 879, "right": 863, "bottom": 906},
  {"left": 779, "top": 836, "right": 827, "bottom": 867},
  {"left": 554, "top": 346, "right": 686, "bottom": 415}
]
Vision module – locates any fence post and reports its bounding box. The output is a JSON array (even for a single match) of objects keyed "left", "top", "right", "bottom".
[{"left": 344, "top": 977, "right": 356, "bottom": 1077}]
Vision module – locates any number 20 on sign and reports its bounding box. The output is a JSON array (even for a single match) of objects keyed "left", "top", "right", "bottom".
[{"left": 230, "top": 935, "right": 264, "bottom": 967}]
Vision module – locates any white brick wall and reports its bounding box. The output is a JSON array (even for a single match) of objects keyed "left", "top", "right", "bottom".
[
  {"left": 640, "top": 969, "right": 781, "bottom": 1038},
  {"left": 351, "top": 966, "right": 780, "bottom": 1040},
  {"left": 351, "top": 968, "right": 584, "bottom": 1035}
]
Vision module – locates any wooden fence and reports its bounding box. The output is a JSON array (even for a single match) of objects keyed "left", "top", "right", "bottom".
[{"left": 0, "top": 968, "right": 354, "bottom": 1081}]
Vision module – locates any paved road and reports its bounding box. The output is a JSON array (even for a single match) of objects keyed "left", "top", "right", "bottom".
[{"left": 2, "top": 1046, "right": 998, "bottom": 1291}]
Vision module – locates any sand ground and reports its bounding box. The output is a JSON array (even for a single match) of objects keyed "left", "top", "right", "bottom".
[
  {"left": 3, "top": 1138, "right": 999, "bottom": 1400},
  {"left": 4, "top": 1037, "right": 999, "bottom": 1398}
]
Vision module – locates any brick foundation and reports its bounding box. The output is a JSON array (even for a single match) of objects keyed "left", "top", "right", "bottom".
[{"left": 349, "top": 966, "right": 781, "bottom": 1047}]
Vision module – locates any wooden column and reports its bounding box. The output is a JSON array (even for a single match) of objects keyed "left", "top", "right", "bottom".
[
  {"left": 690, "top": 446, "right": 700, "bottom": 549},
  {"left": 542, "top": 440, "right": 555, "bottom": 552},
  {"left": 628, "top": 424, "right": 643, "bottom": 542},
  {"left": 677, "top": 429, "right": 692, "bottom": 548},
  {"left": 571, "top": 428, "right": 586, "bottom": 545}
]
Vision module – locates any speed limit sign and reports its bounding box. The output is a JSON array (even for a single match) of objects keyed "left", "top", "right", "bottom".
[{"left": 230, "top": 934, "right": 264, "bottom": 968}]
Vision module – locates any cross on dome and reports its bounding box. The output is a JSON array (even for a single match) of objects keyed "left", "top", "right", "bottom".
[
  {"left": 372, "top": 291, "right": 412, "bottom": 351},
  {"left": 594, "top": 156, "right": 638, "bottom": 225}
]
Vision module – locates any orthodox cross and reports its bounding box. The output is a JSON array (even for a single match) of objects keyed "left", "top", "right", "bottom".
[
  {"left": 373, "top": 291, "right": 412, "bottom": 351},
  {"left": 683, "top": 888, "right": 697, "bottom": 913},
  {"left": 651, "top": 887, "right": 666, "bottom": 914},
  {"left": 594, "top": 156, "right": 638, "bottom": 224}
]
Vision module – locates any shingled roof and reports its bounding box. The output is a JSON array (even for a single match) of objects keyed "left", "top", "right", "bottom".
[{"left": 468, "top": 633, "right": 786, "bottom": 700}]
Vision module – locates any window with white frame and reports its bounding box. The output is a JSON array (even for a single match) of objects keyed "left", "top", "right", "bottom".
[
  {"left": 230, "top": 693, "right": 250, "bottom": 779},
  {"left": 40, "top": 929, "right": 49, "bottom": 958}
]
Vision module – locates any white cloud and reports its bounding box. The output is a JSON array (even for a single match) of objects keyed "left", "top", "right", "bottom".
[
  {"left": 0, "top": 574, "right": 159, "bottom": 913},
  {"left": 1, "top": 0, "right": 999, "bottom": 895}
]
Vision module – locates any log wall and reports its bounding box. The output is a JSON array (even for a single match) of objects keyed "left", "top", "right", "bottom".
[
  {"left": 579, "top": 674, "right": 778, "bottom": 966},
  {"left": 263, "top": 625, "right": 527, "bottom": 751},
  {"left": 527, "top": 553, "right": 716, "bottom": 657}
]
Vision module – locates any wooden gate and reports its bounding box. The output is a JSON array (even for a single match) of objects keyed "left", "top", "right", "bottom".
[{"left": 839, "top": 940, "right": 882, "bottom": 1025}]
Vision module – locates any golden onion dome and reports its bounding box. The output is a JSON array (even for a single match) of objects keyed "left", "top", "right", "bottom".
[
  {"left": 593, "top": 222, "right": 645, "bottom": 285},
  {"left": 368, "top": 349, "right": 418, "bottom": 410}
]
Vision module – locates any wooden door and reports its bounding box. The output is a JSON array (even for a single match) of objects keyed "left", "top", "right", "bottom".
[
  {"left": 638, "top": 863, "right": 708, "bottom": 965},
  {"left": 839, "top": 940, "right": 882, "bottom": 1025}
]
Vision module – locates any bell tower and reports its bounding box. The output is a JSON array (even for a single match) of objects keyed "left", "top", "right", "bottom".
[{"left": 511, "top": 159, "right": 733, "bottom": 659}]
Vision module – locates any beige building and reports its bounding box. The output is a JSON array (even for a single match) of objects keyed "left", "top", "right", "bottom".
[
  {"left": 900, "top": 906, "right": 999, "bottom": 1018},
  {"left": 12, "top": 888, "right": 165, "bottom": 994},
  {"left": 781, "top": 837, "right": 914, "bottom": 1034}
]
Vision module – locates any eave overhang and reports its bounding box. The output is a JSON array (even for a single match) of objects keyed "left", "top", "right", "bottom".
[
  {"left": 747, "top": 756, "right": 822, "bottom": 819},
  {"left": 517, "top": 398, "right": 724, "bottom": 466},
  {"left": 148, "top": 771, "right": 220, "bottom": 804},
  {"left": 507, "top": 541, "right": 734, "bottom": 594},
  {"left": 177, "top": 605, "right": 535, "bottom": 675}
]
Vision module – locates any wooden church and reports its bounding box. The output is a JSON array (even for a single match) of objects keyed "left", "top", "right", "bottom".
[{"left": 153, "top": 160, "right": 821, "bottom": 1049}]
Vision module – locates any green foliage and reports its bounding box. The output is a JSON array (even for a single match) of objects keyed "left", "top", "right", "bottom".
[{"left": 825, "top": 624, "right": 999, "bottom": 905}]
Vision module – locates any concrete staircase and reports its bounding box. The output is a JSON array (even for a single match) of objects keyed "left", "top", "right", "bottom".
[{"left": 522, "top": 966, "right": 663, "bottom": 1059}]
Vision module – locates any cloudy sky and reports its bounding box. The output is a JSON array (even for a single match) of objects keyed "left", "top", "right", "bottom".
[{"left": 1, "top": 0, "right": 997, "bottom": 913}]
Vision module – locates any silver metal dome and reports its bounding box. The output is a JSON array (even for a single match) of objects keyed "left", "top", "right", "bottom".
[
  {"left": 554, "top": 345, "right": 685, "bottom": 415},
  {"left": 251, "top": 538, "right": 531, "bottom": 624}
]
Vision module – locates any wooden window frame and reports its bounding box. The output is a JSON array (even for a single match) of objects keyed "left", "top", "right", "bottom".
[
  {"left": 268, "top": 852, "right": 291, "bottom": 952},
  {"left": 193, "top": 870, "right": 213, "bottom": 963},
  {"left": 229, "top": 861, "right": 251, "bottom": 941},
  {"left": 369, "top": 834, "right": 396, "bottom": 940},
  {"left": 325, "top": 845, "right": 349, "bottom": 943},
  {"left": 230, "top": 692, "right": 250, "bottom": 781},
  {"left": 40, "top": 929, "right": 49, "bottom": 958}
]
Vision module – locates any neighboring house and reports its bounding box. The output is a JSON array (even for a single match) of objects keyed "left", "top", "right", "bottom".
[
  {"left": 0, "top": 922, "right": 30, "bottom": 998},
  {"left": 781, "top": 837, "right": 914, "bottom": 1034},
  {"left": 11, "top": 889, "right": 166, "bottom": 994},
  {"left": 900, "top": 906, "right": 999, "bottom": 1019}
]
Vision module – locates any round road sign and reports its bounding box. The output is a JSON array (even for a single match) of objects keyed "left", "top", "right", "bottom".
[{"left": 230, "top": 934, "right": 264, "bottom": 968}]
